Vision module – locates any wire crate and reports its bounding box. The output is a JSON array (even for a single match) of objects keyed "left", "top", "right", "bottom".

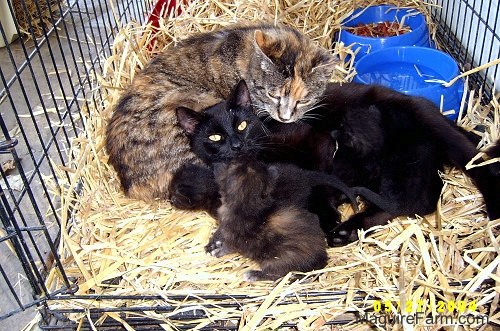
[
  {"left": 0, "top": 0, "right": 155, "bottom": 327},
  {"left": 430, "top": 0, "right": 500, "bottom": 102},
  {"left": 0, "top": 0, "right": 499, "bottom": 330}
]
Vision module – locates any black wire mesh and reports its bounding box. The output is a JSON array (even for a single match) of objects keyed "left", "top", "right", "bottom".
[
  {"left": 0, "top": 0, "right": 498, "bottom": 329},
  {"left": 0, "top": 0, "right": 154, "bottom": 325},
  {"left": 431, "top": 0, "right": 500, "bottom": 102}
]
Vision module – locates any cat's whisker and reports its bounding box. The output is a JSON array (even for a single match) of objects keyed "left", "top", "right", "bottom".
[
  {"left": 255, "top": 140, "right": 280, "bottom": 151},
  {"left": 253, "top": 104, "right": 269, "bottom": 118},
  {"left": 261, "top": 116, "right": 275, "bottom": 127},
  {"left": 317, "top": 91, "right": 338, "bottom": 100},
  {"left": 262, "top": 116, "right": 273, "bottom": 132},
  {"left": 258, "top": 113, "right": 272, "bottom": 124},
  {"left": 303, "top": 103, "right": 327, "bottom": 114},
  {"left": 260, "top": 122, "right": 272, "bottom": 136},
  {"left": 301, "top": 114, "right": 323, "bottom": 122},
  {"left": 292, "top": 118, "right": 307, "bottom": 126}
]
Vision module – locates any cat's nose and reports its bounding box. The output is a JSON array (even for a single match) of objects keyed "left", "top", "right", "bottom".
[
  {"left": 277, "top": 111, "right": 293, "bottom": 123},
  {"left": 230, "top": 137, "right": 243, "bottom": 150}
]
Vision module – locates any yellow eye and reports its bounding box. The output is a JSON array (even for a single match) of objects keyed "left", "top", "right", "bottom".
[
  {"left": 237, "top": 121, "right": 247, "bottom": 131},
  {"left": 208, "top": 134, "right": 222, "bottom": 142}
]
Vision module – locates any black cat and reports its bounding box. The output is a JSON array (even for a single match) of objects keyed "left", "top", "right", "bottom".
[{"left": 264, "top": 82, "right": 500, "bottom": 245}]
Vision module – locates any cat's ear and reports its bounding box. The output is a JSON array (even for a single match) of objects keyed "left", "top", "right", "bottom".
[
  {"left": 311, "top": 53, "right": 337, "bottom": 73},
  {"left": 229, "top": 80, "right": 251, "bottom": 109},
  {"left": 254, "top": 30, "right": 270, "bottom": 53},
  {"left": 254, "top": 30, "right": 284, "bottom": 62},
  {"left": 176, "top": 107, "right": 202, "bottom": 136}
]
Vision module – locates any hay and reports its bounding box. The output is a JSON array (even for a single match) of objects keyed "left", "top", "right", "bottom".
[
  {"left": 45, "top": 0, "right": 500, "bottom": 329},
  {"left": 12, "top": 0, "right": 65, "bottom": 39}
]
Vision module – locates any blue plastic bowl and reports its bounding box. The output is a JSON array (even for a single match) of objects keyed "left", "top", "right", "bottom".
[
  {"left": 336, "top": 5, "right": 432, "bottom": 61},
  {"left": 353, "top": 46, "right": 464, "bottom": 121}
]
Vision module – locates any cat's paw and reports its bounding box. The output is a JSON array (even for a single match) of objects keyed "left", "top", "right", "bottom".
[
  {"left": 327, "top": 222, "right": 359, "bottom": 247},
  {"left": 169, "top": 164, "right": 219, "bottom": 211},
  {"left": 205, "top": 230, "right": 231, "bottom": 258},
  {"left": 243, "top": 270, "right": 267, "bottom": 282},
  {"left": 205, "top": 239, "right": 226, "bottom": 257}
]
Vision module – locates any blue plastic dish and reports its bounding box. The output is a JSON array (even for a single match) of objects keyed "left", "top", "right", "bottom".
[
  {"left": 336, "top": 5, "right": 432, "bottom": 61},
  {"left": 353, "top": 46, "right": 464, "bottom": 121}
]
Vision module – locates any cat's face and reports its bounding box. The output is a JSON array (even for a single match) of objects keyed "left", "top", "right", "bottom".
[
  {"left": 246, "top": 29, "right": 335, "bottom": 123},
  {"left": 176, "top": 80, "right": 267, "bottom": 164}
]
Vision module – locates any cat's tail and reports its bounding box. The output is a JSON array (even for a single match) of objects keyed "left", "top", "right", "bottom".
[
  {"left": 351, "top": 186, "right": 399, "bottom": 215},
  {"left": 474, "top": 139, "right": 500, "bottom": 220},
  {"left": 474, "top": 139, "right": 500, "bottom": 177},
  {"left": 406, "top": 97, "right": 500, "bottom": 220},
  {"left": 443, "top": 135, "right": 500, "bottom": 220},
  {"left": 311, "top": 172, "right": 360, "bottom": 212},
  {"left": 316, "top": 175, "right": 400, "bottom": 215}
]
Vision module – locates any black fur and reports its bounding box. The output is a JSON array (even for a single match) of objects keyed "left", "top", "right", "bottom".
[
  {"left": 169, "top": 163, "right": 221, "bottom": 217},
  {"left": 265, "top": 82, "right": 500, "bottom": 245},
  {"left": 170, "top": 81, "right": 393, "bottom": 249},
  {"left": 175, "top": 80, "right": 265, "bottom": 164},
  {"left": 208, "top": 158, "right": 328, "bottom": 281}
]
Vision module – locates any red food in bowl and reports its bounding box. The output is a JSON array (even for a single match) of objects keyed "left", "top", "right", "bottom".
[{"left": 347, "top": 21, "right": 411, "bottom": 38}]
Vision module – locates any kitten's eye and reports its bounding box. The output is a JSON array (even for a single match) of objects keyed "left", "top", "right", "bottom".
[
  {"left": 208, "top": 134, "right": 222, "bottom": 142},
  {"left": 237, "top": 121, "right": 247, "bottom": 131}
]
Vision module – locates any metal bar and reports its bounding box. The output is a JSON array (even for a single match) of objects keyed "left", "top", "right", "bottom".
[
  {"left": 0, "top": 263, "right": 24, "bottom": 310},
  {"left": 0, "top": 1, "right": 77, "bottom": 100}
]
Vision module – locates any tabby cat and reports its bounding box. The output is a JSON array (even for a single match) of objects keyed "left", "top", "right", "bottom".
[{"left": 105, "top": 23, "right": 335, "bottom": 200}]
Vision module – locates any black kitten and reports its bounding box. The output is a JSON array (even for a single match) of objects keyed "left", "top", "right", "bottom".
[
  {"left": 266, "top": 82, "right": 500, "bottom": 245},
  {"left": 207, "top": 158, "right": 329, "bottom": 281}
]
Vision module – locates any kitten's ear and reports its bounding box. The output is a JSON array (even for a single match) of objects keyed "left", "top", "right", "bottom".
[
  {"left": 267, "top": 165, "right": 279, "bottom": 185},
  {"left": 229, "top": 80, "right": 251, "bottom": 109},
  {"left": 254, "top": 30, "right": 269, "bottom": 52},
  {"left": 176, "top": 107, "right": 202, "bottom": 136},
  {"left": 262, "top": 165, "right": 279, "bottom": 198}
]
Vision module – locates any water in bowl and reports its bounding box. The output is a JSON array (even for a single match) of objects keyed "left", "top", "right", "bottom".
[{"left": 357, "top": 62, "right": 444, "bottom": 91}]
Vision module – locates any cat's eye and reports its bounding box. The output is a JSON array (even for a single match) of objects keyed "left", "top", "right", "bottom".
[
  {"left": 297, "top": 99, "right": 312, "bottom": 106},
  {"left": 266, "top": 91, "right": 280, "bottom": 100},
  {"left": 237, "top": 121, "right": 247, "bottom": 131},
  {"left": 208, "top": 134, "right": 222, "bottom": 142}
]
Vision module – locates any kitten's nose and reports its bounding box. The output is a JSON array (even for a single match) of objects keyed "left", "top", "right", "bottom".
[{"left": 230, "top": 137, "right": 243, "bottom": 150}]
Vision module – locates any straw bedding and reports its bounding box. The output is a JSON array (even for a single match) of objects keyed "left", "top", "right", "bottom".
[
  {"left": 45, "top": 0, "right": 499, "bottom": 329},
  {"left": 12, "top": 0, "right": 65, "bottom": 38}
]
